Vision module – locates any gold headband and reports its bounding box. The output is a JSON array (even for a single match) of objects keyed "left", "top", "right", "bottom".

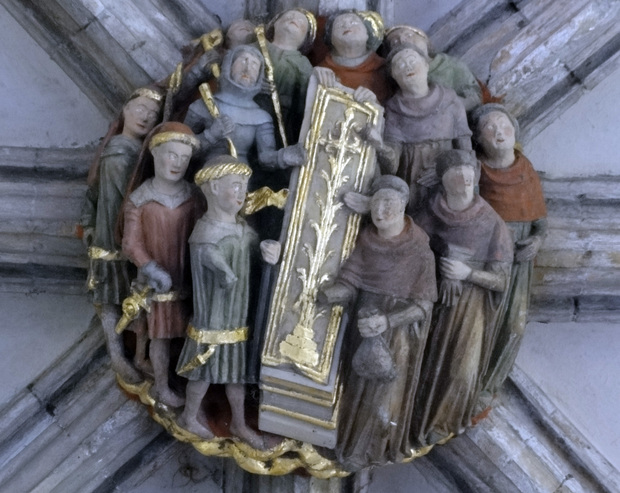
[
  {"left": 385, "top": 25, "right": 429, "bottom": 43},
  {"left": 149, "top": 131, "right": 200, "bottom": 151},
  {"left": 298, "top": 8, "right": 317, "bottom": 43},
  {"left": 359, "top": 11, "right": 385, "bottom": 41},
  {"left": 195, "top": 162, "right": 252, "bottom": 185},
  {"left": 131, "top": 87, "right": 164, "bottom": 103}
]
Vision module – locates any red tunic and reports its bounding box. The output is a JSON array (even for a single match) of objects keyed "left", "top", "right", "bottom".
[
  {"left": 123, "top": 181, "right": 204, "bottom": 339},
  {"left": 318, "top": 52, "right": 393, "bottom": 104}
]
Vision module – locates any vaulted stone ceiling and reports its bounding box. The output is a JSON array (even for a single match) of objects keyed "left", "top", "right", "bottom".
[{"left": 0, "top": 1, "right": 619, "bottom": 491}]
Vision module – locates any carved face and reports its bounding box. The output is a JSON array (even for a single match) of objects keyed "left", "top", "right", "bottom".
[
  {"left": 122, "top": 96, "right": 160, "bottom": 139},
  {"left": 386, "top": 28, "right": 428, "bottom": 55},
  {"left": 331, "top": 13, "right": 368, "bottom": 54},
  {"left": 230, "top": 51, "right": 262, "bottom": 87},
  {"left": 151, "top": 141, "right": 193, "bottom": 186},
  {"left": 442, "top": 165, "right": 476, "bottom": 197},
  {"left": 477, "top": 111, "right": 516, "bottom": 156},
  {"left": 209, "top": 173, "right": 249, "bottom": 217},
  {"left": 390, "top": 48, "right": 429, "bottom": 89},
  {"left": 226, "top": 19, "right": 256, "bottom": 48},
  {"left": 274, "top": 10, "right": 309, "bottom": 48},
  {"left": 370, "top": 188, "right": 406, "bottom": 235}
]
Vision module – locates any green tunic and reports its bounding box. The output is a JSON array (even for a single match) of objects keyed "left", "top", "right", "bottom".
[
  {"left": 176, "top": 216, "right": 259, "bottom": 383},
  {"left": 80, "top": 135, "right": 140, "bottom": 304},
  {"left": 429, "top": 53, "right": 482, "bottom": 112},
  {"left": 254, "top": 41, "right": 313, "bottom": 144}
]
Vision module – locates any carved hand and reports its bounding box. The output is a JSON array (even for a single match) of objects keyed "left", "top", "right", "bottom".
[
  {"left": 515, "top": 235, "right": 543, "bottom": 262},
  {"left": 196, "top": 50, "right": 221, "bottom": 76},
  {"left": 440, "top": 257, "right": 472, "bottom": 281},
  {"left": 358, "top": 313, "right": 388, "bottom": 338},
  {"left": 318, "top": 283, "right": 354, "bottom": 305},
  {"left": 207, "top": 115, "right": 235, "bottom": 141},
  {"left": 280, "top": 143, "right": 307, "bottom": 168},
  {"left": 343, "top": 191, "right": 370, "bottom": 214},
  {"left": 260, "top": 240, "right": 281, "bottom": 265},
  {"left": 220, "top": 269, "right": 238, "bottom": 289},
  {"left": 353, "top": 87, "right": 377, "bottom": 104},
  {"left": 140, "top": 261, "right": 172, "bottom": 293},
  {"left": 313, "top": 67, "right": 337, "bottom": 87}
]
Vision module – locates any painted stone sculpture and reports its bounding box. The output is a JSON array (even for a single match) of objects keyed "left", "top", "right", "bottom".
[
  {"left": 78, "top": 7, "right": 552, "bottom": 480},
  {"left": 320, "top": 175, "right": 437, "bottom": 471},
  {"left": 80, "top": 87, "right": 163, "bottom": 384},
  {"left": 384, "top": 25, "right": 482, "bottom": 111},
  {"left": 184, "top": 44, "right": 305, "bottom": 239},
  {"left": 315, "top": 10, "right": 392, "bottom": 104},
  {"left": 412, "top": 149, "right": 513, "bottom": 446},
  {"left": 121, "top": 122, "right": 205, "bottom": 407},
  {"left": 471, "top": 104, "right": 548, "bottom": 396},
  {"left": 255, "top": 8, "right": 316, "bottom": 145},
  {"left": 380, "top": 44, "right": 472, "bottom": 216},
  {"left": 175, "top": 155, "right": 280, "bottom": 449}
]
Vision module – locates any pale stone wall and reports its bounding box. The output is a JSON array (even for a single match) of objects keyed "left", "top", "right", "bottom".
[{"left": 0, "top": 5, "right": 108, "bottom": 148}]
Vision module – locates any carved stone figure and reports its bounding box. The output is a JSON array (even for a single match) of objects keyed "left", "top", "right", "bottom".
[
  {"left": 255, "top": 8, "right": 316, "bottom": 145},
  {"left": 377, "top": 44, "right": 472, "bottom": 216},
  {"left": 175, "top": 155, "right": 280, "bottom": 449},
  {"left": 184, "top": 44, "right": 305, "bottom": 239},
  {"left": 225, "top": 19, "right": 257, "bottom": 50},
  {"left": 80, "top": 87, "right": 163, "bottom": 383},
  {"left": 121, "top": 122, "right": 205, "bottom": 407},
  {"left": 411, "top": 149, "right": 513, "bottom": 446},
  {"left": 470, "top": 104, "right": 548, "bottom": 396},
  {"left": 321, "top": 175, "right": 437, "bottom": 471},
  {"left": 384, "top": 25, "right": 482, "bottom": 111},
  {"left": 315, "top": 10, "right": 392, "bottom": 104}
]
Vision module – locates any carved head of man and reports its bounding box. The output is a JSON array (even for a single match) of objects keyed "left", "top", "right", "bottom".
[
  {"left": 368, "top": 175, "right": 409, "bottom": 238},
  {"left": 220, "top": 46, "right": 265, "bottom": 97},
  {"left": 225, "top": 19, "right": 257, "bottom": 49},
  {"left": 269, "top": 8, "right": 316, "bottom": 53},
  {"left": 148, "top": 122, "right": 199, "bottom": 186},
  {"left": 470, "top": 104, "right": 520, "bottom": 159},
  {"left": 324, "top": 10, "right": 384, "bottom": 58},
  {"left": 195, "top": 155, "right": 252, "bottom": 219},
  {"left": 436, "top": 150, "right": 479, "bottom": 204},
  {"left": 122, "top": 87, "right": 163, "bottom": 140},
  {"left": 388, "top": 44, "right": 431, "bottom": 91},
  {"left": 385, "top": 25, "right": 432, "bottom": 57}
]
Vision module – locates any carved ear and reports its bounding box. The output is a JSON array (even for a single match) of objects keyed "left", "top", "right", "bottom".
[{"left": 209, "top": 179, "right": 219, "bottom": 195}]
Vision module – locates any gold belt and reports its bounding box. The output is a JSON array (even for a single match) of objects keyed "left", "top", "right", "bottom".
[
  {"left": 177, "top": 325, "right": 248, "bottom": 374},
  {"left": 88, "top": 246, "right": 123, "bottom": 261},
  {"left": 187, "top": 324, "right": 248, "bottom": 344},
  {"left": 151, "top": 291, "right": 181, "bottom": 303}
]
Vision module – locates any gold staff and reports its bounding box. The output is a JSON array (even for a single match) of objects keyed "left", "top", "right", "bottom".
[
  {"left": 198, "top": 82, "right": 237, "bottom": 158},
  {"left": 255, "top": 24, "right": 288, "bottom": 147}
]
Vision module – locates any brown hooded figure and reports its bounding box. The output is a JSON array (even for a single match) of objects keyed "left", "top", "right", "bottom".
[
  {"left": 121, "top": 122, "right": 206, "bottom": 408},
  {"left": 320, "top": 175, "right": 437, "bottom": 471},
  {"left": 471, "top": 104, "right": 547, "bottom": 397},
  {"left": 80, "top": 87, "right": 163, "bottom": 384},
  {"left": 412, "top": 149, "right": 513, "bottom": 446},
  {"left": 380, "top": 44, "right": 473, "bottom": 217}
]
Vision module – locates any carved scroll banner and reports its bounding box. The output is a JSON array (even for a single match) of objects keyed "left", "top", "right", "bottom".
[{"left": 259, "top": 78, "right": 383, "bottom": 448}]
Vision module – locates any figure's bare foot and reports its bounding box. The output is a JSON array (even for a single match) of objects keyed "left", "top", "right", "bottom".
[
  {"left": 134, "top": 357, "right": 154, "bottom": 376},
  {"left": 229, "top": 423, "right": 265, "bottom": 450},
  {"left": 111, "top": 358, "right": 143, "bottom": 385},
  {"left": 150, "top": 386, "right": 184, "bottom": 408},
  {"left": 177, "top": 414, "right": 214, "bottom": 440},
  {"left": 261, "top": 431, "right": 285, "bottom": 449}
]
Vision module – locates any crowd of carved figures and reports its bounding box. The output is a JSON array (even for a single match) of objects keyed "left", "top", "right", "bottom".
[{"left": 80, "top": 7, "right": 547, "bottom": 473}]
